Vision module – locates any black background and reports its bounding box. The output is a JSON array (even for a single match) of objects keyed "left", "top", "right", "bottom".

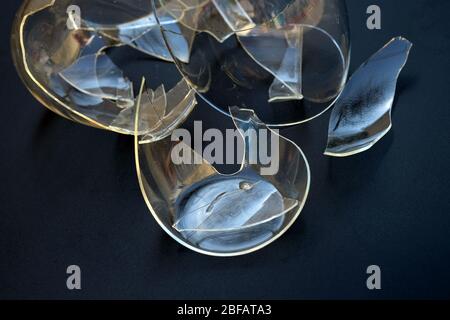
[{"left": 0, "top": 0, "right": 449, "bottom": 299}]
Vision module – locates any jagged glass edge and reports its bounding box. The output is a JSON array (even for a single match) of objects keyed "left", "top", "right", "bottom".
[{"left": 128, "top": 78, "right": 196, "bottom": 142}]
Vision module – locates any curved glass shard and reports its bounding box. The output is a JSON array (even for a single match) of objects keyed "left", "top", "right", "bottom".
[
  {"left": 325, "top": 37, "right": 413, "bottom": 157},
  {"left": 81, "top": 9, "right": 195, "bottom": 63},
  {"left": 135, "top": 102, "right": 310, "bottom": 256},
  {"left": 236, "top": 0, "right": 343, "bottom": 104},
  {"left": 211, "top": 0, "right": 256, "bottom": 32},
  {"left": 239, "top": 23, "right": 304, "bottom": 103},
  {"left": 59, "top": 53, "right": 134, "bottom": 107},
  {"left": 112, "top": 77, "right": 197, "bottom": 138},
  {"left": 83, "top": 14, "right": 173, "bottom": 62},
  {"left": 70, "top": 0, "right": 195, "bottom": 63},
  {"left": 60, "top": 0, "right": 183, "bottom": 63},
  {"left": 160, "top": 0, "right": 234, "bottom": 43}
]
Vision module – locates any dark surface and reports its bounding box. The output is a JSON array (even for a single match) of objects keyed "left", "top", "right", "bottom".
[{"left": 0, "top": 0, "right": 449, "bottom": 299}]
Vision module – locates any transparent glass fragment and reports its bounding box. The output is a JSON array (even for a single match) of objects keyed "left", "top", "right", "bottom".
[
  {"left": 135, "top": 103, "right": 310, "bottom": 256},
  {"left": 60, "top": 0, "right": 160, "bottom": 56},
  {"left": 112, "top": 77, "right": 197, "bottom": 138},
  {"left": 325, "top": 37, "right": 413, "bottom": 157},
  {"left": 81, "top": 9, "right": 194, "bottom": 63},
  {"left": 59, "top": 53, "right": 134, "bottom": 107},
  {"left": 238, "top": 24, "right": 304, "bottom": 103},
  {"left": 159, "top": 0, "right": 288, "bottom": 42},
  {"left": 160, "top": 0, "right": 233, "bottom": 43},
  {"left": 152, "top": 18, "right": 196, "bottom": 63},
  {"left": 83, "top": 15, "right": 172, "bottom": 62}
]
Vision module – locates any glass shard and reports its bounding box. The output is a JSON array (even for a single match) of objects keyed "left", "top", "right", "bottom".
[
  {"left": 83, "top": 14, "right": 173, "bottom": 62},
  {"left": 159, "top": 0, "right": 288, "bottom": 43},
  {"left": 268, "top": 25, "right": 304, "bottom": 103},
  {"left": 82, "top": 10, "right": 194, "bottom": 63},
  {"left": 325, "top": 37, "right": 413, "bottom": 157},
  {"left": 161, "top": 0, "right": 234, "bottom": 43},
  {"left": 155, "top": 14, "right": 197, "bottom": 63},
  {"left": 59, "top": 53, "right": 134, "bottom": 107},
  {"left": 118, "top": 78, "right": 197, "bottom": 138}
]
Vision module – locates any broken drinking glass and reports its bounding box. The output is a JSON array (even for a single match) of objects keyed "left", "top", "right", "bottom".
[
  {"left": 135, "top": 88, "right": 310, "bottom": 255},
  {"left": 11, "top": 0, "right": 197, "bottom": 135},
  {"left": 155, "top": 0, "right": 351, "bottom": 126}
]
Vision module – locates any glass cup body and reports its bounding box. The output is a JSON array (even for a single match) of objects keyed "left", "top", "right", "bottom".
[{"left": 155, "top": 0, "right": 351, "bottom": 126}]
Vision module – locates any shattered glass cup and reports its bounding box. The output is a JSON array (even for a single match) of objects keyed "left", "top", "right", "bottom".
[
  {"left": 154, "top": 0, "right": 351, "bottom": 126},
  {"left": 135, "top": 80, "right": 310, "bottom": 256},
  {"left": 11, "top": 0, "right": 196, "bottom": 135}
]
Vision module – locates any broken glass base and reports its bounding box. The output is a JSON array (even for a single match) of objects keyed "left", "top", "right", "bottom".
[{"left": 136, "top": 103, "right": 310, "bottom": 256}]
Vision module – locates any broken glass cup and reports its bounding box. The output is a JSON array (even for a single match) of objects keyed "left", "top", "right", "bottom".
[
  {"left": 11, "top": 0, "right": 196, "bottom": 135},
  {"left": 155, "top": 0, "right": 351, "bottom": 126},
  {"left": 135, "top": 80, "right": 310, "bottom": 256}
]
